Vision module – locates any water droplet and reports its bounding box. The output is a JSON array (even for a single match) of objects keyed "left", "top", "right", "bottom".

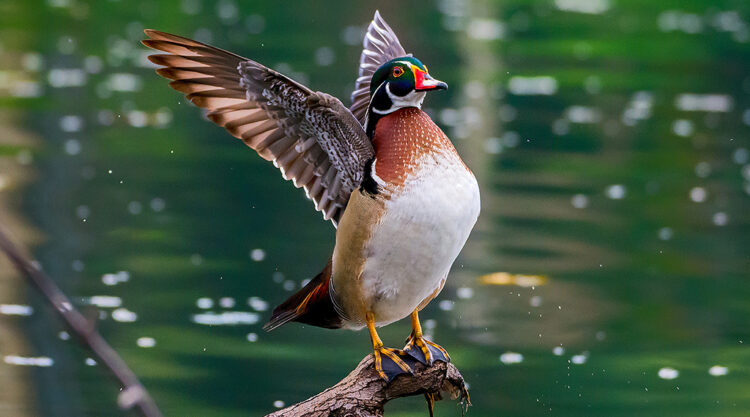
[
  {"left": 658, "top": 227, "right": 674, "bottom": 241},
  {"left": 126, "top": 110, "right": 148, "bottom": 127},
  {"left": 192, "top": 311, "right": 259, "bottom": 326},
  {"left": 219, "top": 297, "right": 235, "bottom": 309},
  {"left": 4, "top": 355, "right": 54, "bottom": 367},
  {"left": 500, "top": 352, "right": 524, "bottom": 364},
  {"left": 554, "top": 0, "right": 610, "bottom": 14},
  {"left": 216, "top": 0, "right": 238, "bottom": 23},
  {"left": 76, "top": 205, "right": 90, "bottom": 219},
  {"left": 508, "top": 76, "right": 557, "bottom": 95},
  {"left": 64, "top": 139, "right": 81, "bottom": 156},
  {"left": 127, "top": 201, "right": 142, "bottom": 215},
  {"left": 571, "top": 353, "right": 588, "bottom": 365},
  {"left": 694, "top": 161, "right": 711, "bottom": 178},
  {"left": 48, "top": 68, "right": 86, "bottom": 88},
  {"left": 456, "top": 287, "right": 474, "bottom": 299},
  {"left": 708, "top": 365, "right": 728, "bottom": 376},
  {"left": 712, "top": 212, "right": 729, "bottom": 226},
  {"left": 149, "top": 197, "right": 166, "bottom": 212},
  {"left": 250, "top": 248, "right": 266, "bottom": 262},
  {"left": 197, "top": 298, "right": 213, "bottom": 309},
  {"left": 605, "top": 184, "right": 626, "bottom": 200},
  {"left": 466, "top": 18, "right": 505, "bottom": 40},
  {"left": 0, "top": 304, "right": 33, "bottom": 316},
  {"left": 59, "top": 115, "right": 83, "bottom": 132},
  {"left": 83, "top": 55, "right": 102, "bottom": 74},
  {"left": 733, "top": 148, "right": 749, "bottom": 164},
  {"left": 86, "top": 295, "right": 122, "bottom": 308},
  {"left": 314, "top": 46, "right": 335, "bottom": 66},
  {"left": 689, "top": 187, "right": 707, "bottom": 203},
  {"left": 530, "top": 295, "right": 542, "bottom": 307},
  {"left": 112, "top": 308, "right": 137, "bottom": 322},
  {"left": 658, "top": 367, "right": 679, "bottom": 380},
  {"left": 484, "top": 137, "right": 502, "bottom": 154},
  {"left": 247, "top": 297, "right": 268, "bottom": 312},
  {"left": 564, "top": 105, "right": 601, "bottom": 124},
  {"left": 571, "top": 194, "right": 589, "bottom": 208},
  {"left": 675, "top": 94, "right": 733, "bottom": 112},
  {"left": 136, "top": 337, "right": 156, "bottom": 348},
  {"left": 672, "top": 119, "right": 694, "bottom": 137}
]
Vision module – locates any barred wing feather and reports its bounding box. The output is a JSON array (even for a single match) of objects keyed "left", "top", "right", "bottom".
[{"left": 142, "top": 30, "right": 374, "bottom": 226}]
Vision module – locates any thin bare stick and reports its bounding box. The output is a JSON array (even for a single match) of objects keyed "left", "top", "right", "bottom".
[
  {"left": 0, "top": 225, "right": 163, "bottom": 417},
  {"left": 265, "top": 355, "right": 470, "bottom": 417}
]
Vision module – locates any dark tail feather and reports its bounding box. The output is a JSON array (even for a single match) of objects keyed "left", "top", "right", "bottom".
[{"left": 263, "top": 259, "right": 342, "bottom": 331}]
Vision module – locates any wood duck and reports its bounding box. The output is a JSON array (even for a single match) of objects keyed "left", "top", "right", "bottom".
[{"left": 143, "top": 11, "right": 480, "bottom": 383}]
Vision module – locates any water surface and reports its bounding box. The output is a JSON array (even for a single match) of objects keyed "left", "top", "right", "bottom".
[{"left": 1, "top": 0, "right": 749, "bottom": 416}]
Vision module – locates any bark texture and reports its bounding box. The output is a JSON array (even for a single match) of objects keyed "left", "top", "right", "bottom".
[{"left": 265, "top": 355, "right": 469, "bottom": 417}]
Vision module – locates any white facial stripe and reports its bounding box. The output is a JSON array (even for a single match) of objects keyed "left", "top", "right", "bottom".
[
  {"left": 369, "top": 81, "right": 391, "bottom": 115},
  {"left": 369, "top": 74, "right": 427, "bottom": 116},
  {"left": 386, "top": 83, "right": 426, "bottom": 110},
  {"left": 372, "top": 106, "right": 395, "bottom": 115},
  {"left": 372, "top": 84, "right": 426, "bottom": 115}
]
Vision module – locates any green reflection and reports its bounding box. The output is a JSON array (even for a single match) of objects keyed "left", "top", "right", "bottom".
[{"left": 1, "top": 0, "right": 748, "bottom": 416}]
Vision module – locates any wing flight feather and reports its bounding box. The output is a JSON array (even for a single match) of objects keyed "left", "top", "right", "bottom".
[{"left": 143, "top": 30, "right": 374, "bottom": 226}]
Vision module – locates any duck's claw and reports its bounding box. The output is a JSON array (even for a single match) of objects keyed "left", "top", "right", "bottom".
[
  {"left": 404, "top": 333, "right": 450, "bottom": 365},
  {"left": 373, "top": 346, "right": 418, "bottom": 382}
]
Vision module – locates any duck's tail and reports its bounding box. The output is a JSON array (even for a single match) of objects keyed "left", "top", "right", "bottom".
[{"left": 263, "top": 259, "right": 342, "bottom": 331}]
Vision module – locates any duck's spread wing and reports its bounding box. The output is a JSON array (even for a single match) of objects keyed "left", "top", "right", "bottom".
[
  {"left": 142, "top": 30, "right": 374, "bottom": 226},
  {"left": 349, "top": 11, "right": 408, "bottom": 125}
]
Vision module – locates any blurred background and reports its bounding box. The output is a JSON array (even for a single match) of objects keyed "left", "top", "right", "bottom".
[{"left": 1, "top": 0, "right": 749, "bottom": 416}]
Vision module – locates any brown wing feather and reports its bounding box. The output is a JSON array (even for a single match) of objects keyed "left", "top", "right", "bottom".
[{"left": 142, "top": 30, "right": 374, "bottom": 225}]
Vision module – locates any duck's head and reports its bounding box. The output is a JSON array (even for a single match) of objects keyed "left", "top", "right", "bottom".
[{"left": 368, "top": 56, "right": 447, "bottom": 117}]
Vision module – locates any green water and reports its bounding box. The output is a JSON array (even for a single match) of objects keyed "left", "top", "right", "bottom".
[{"left": 1, "top": 0, "right": 749, "bottom": 416}]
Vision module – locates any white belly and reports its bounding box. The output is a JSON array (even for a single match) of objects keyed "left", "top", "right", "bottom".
[{"left": 358, "top": 155, "right": 480, "bottom": 327}]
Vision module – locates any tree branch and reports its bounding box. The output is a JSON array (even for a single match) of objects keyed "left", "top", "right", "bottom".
[
  {"left": 266, "top": 355, "right": 470, "bottom": 417},
  {"left": 0, "top": 225, "right": 164, "bottom": 417}
]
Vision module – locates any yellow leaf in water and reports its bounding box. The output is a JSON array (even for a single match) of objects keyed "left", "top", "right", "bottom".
[{"left": 478, "top": 272, "right": 548, "bottom": 287}]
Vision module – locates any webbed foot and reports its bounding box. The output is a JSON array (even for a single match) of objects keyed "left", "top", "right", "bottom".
[
  {"left": 404, "top": 332, "right": 451, "bottom": 365},
  {"left": 372, "top": 346, "right": 418, "bottom": 382}
]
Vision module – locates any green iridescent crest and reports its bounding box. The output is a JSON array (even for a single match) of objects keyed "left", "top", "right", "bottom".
[{"left": 369, "top": 56, "right": 429, "bottom": 97}]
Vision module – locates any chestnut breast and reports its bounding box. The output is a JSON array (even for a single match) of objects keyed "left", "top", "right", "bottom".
[{"left": 371, "top": 107, "right": 463, "bottom": 187}]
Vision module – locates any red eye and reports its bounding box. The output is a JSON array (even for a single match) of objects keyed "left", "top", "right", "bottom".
[{"left": 392, "top": 66, "right": 404, "bottom": 77}]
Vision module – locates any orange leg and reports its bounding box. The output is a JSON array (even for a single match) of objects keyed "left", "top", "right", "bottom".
[
  {"left": 366, "top": 312, "right": 415, "bottom": 381},
  {"left": 403, "top": 310, "right": 450, "bottom": 365}
]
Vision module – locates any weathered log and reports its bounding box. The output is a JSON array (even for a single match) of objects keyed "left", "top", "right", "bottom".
[{"left": 266, "top": 355, "right": 470, "bottom": 417}]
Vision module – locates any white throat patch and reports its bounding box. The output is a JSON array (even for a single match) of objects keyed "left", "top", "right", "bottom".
[{"left": 371, "top": 83, "right": 426, "bottom": 115}]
